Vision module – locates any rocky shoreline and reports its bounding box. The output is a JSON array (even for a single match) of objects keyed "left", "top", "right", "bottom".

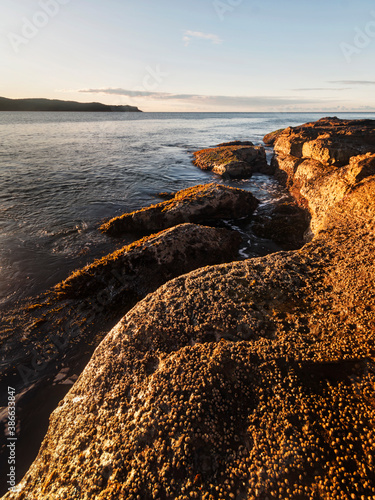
[
  {"left": 0, "top": 183, "right": 263, "bottom": 494},
  {"left": 2, "top": 118, "right": 375, "bottom": 499}
]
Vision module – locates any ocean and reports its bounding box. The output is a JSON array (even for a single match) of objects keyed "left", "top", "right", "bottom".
[{"left": 1, "top": 111, "right": 375, "bottom": 308}]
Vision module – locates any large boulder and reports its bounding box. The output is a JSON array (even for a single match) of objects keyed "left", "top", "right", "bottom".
[
  {"left": 192, "top": 143, "right": 268, "bottom": 178},
  {"left": 273, "top": 117, "right": 375, "bottom": 232},
  {"left": 6, "top": 177, "right": 375, "bottom": 500},
  {"left": 0, "top": 223, "right": 243, "bottom": 491},
  {"left": 54, "top": 223, "right": 242, "bottom": 300},
  {"left": 6, "top": 120, "right": 375, "bottom": 500},
  {"left": 100, "top": 183, "right": 259, "bottom": 236},
  {"left": 274, "top": 116, "right": 375, "bottom": 166}
]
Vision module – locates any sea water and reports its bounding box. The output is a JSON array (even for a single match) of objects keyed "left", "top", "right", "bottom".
[{"left": 1, "top": 111, "right": 374, "bottom": 307}]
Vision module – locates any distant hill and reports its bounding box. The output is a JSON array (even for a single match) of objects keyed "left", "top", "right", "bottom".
[{"left": 0, "top": 97, "right": 142, "bottom": 112}]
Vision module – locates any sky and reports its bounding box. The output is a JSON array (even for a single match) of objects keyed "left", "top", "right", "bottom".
[{"left": 1, "top": 0, "right": 375, "bottom": 112}]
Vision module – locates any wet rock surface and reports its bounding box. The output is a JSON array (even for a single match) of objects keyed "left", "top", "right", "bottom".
[
  {"left": 192, "top": 143, "right": 268, "bottom": 178},
  {"left": 100, "top": 183, "right": 259, "bottom": 236},
  {"left": 0, "top": 223, "right": 242, "bottom": 494},
  {"left": 6, "top": 118, "right": 375, "bottom": 500},
  {"left": 250, "top": 201, "right": 310, "bottom": 250},
  {"left": 216, "top": 140, "right": 255, "bottom": 147},
  {"left": 1, "top": 222, "right": 242, "bottom": 385}
]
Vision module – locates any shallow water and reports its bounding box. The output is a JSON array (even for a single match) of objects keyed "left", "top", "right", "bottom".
[{"left": 1, "top": 111, "right": 375, "bottom": 307}]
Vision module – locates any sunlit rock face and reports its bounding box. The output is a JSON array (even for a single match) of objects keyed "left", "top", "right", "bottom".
[
  {"left": 274, "top": 117, "right": 375, "bottom": 165},
  {"left": 192, "top": 143, "right": 269, "bottom": 178},
  {"left": 100, "top": 183, "right": 259, "bottom": 236},
  {"left": 7, "top": 119, "right": 375, "bottom": 500},
  {"left": 263, "top": 129, "right": 285, "bottom": 146},
  {"left": 272, "top": 117, "right": 375, "bottom": 233}
]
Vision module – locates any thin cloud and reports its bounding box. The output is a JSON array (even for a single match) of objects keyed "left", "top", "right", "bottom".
[
  {"left": 328, "top": 80, "right": 375, "bottom": 86},
  {"left": 79, "top": 88, "right": 169, "bottom": 98},
  {"left": 183, "top": 30, "right": 222, "bottom": 46},
  {"left": 292, "top": 87, "right": 348, "bottom": 91},
  {"left": 78, "top": 88, "right": 337, "bottom": 107}
]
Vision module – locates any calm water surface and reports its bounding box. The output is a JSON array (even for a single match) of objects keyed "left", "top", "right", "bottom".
[{"left": 1, "top": 111, "right": 375, "bottom": 307}]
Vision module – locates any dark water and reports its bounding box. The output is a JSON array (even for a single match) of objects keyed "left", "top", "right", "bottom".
[{"left": 1, "top": 111, "right": 375, "bottom": 307}]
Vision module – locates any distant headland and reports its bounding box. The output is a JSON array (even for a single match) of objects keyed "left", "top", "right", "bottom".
[{"left": 0, "top": 96, "right": 142, "bottom": 112}]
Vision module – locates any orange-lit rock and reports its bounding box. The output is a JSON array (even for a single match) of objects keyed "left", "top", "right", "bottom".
[
  {"left": 5, "top": 119, "right": 375, "bottom": 500},
  {"left": 273, "top": 117, "right": 375, "bottom": 233},
  {"left": 101, "top": 183, "right": 259, "bottom": 236},
  {"left": 193, "top": 143, "right": 268, "bottom": 178}
]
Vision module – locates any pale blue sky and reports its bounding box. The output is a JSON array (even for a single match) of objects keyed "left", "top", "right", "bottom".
[{"left": 1, "top": 0, "right": 375, "bottom": 111}]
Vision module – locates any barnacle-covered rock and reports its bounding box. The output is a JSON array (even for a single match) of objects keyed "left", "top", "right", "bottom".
[
  {"left": 273, "top": 117, "right": 375, "bottom": 233},
  {"left": 5, "top": 119, "right": 375, "bottom": 500},
  {"left": 54, "top": 223, "right": 242, "bottom": 300}
]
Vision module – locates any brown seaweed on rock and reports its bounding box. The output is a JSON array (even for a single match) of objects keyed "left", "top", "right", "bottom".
[
  {"left": 263, "top": 129, "right": 285, "bottom": 146},
  {"left": 100, "top": 183, "right": 259, "bottom": 237},
  {"left": 0, "top": 223, "right": 243, "bottom": 381}
]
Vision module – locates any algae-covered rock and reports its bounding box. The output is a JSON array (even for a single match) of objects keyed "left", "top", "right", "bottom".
[
  {"left": 54, "top": 223, "right": 242, "bottom": 300},
  {"left": 100, "top": 183, "right": 259, "bottom": 236},
  {"left": 192, "top": 144, "right": 268, "bottom": 178}
]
